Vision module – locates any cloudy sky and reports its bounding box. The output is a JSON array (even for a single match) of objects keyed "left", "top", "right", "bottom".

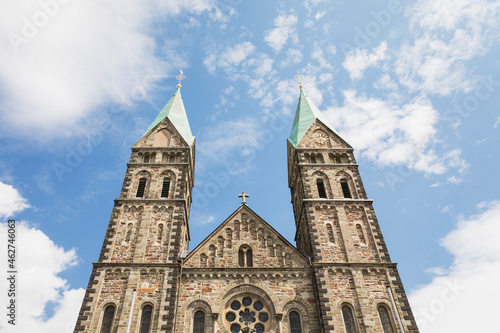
[{"left": 0, "top": 0, "right": 499, "bottom": 332}]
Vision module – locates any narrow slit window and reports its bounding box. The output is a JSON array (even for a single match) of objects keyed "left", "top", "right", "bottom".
[
  {"left": 327, "top": 224, "right": 335, "bottom": 243},
  {"left": 157, "top": 224, "right": 164, "bottom": 243},
  {"left": 100, "top": 305, "right": 115, "bottom": 333},
  {"left": 139, "top": 305, "right": 153, "bottom": 333},
  {"left": 317, "top": 179, "right": 327, "bottom": 198},
  {"left": 356, "top": 224, "right": 366, "bottom": 244},
  {"left": 342, "top": 305, "right": 357, "bottom": 333},
  {"left": 161, "top": 179, "right": 171, "bottom": 198},
  {"left": 193, "top": 310, "right": 205, "bottom": 333},
  {"left": 378, "top": 306, "right": 395, "bottom": 333},
  {"left": 136, "top": 178, "right": 147, "bottom": 198},
  {"left": 289, "top": 311, "right": 302, "bottom": 333},
  {"left": 341, "top": 180, "right": 352, "bottom": 198}
]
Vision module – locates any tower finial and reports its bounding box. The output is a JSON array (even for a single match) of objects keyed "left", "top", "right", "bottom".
[
  {"left": 294, "top": 70, "right": 305, "bottom": 88},
  {"left": 176, "top": 69, "right": 186, "bottom": 88}
]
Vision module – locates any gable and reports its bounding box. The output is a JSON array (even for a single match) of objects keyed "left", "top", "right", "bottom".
[
  {"left": 296, "top": 119, "right": 352, "bottom": 149},
  {"left": 133, "top": 117, "right": 190, "bottom": 148},
  {"left": 184, "top": 206, "right": 309, "bottom": 269}
]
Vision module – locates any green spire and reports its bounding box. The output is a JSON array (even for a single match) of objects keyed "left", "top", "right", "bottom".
[
  {"left": 141, "top": 87, "right": 194, "bottom": 146},
  {"left": 288, "top": 87, "right": 336, "bottom": 147}
]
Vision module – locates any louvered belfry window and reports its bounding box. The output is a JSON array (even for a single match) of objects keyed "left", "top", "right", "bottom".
[
  {"left": 161, "top": 179, "right": 171, "bottom": 198},
  {"left": 136, "top": 178, "right": 147, "bottom": 198},
  {"left": 100, "top": 305, "right": 115, "bottom": 333},
  {"left": 193, "top": 310, "right": 205, "bottom": 333},
  {"left": 342, "top": 305, "right": 357, "bottom": 333},
  {"left": 289, "top": 311, "right": 302, "bottom": 333},
  {"left": 341, "top": 180, "right": 352, "bottom": 198},
  {"left": 317, "top": 179, "right": 327, "bottom": 198}
]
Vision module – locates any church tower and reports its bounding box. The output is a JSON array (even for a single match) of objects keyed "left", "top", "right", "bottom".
[
  {"left": 287, "top": 86, "right": 419, "bottom": 332},
  {"left": 74, "top": 82, "right": 195, "bottom": 332}
]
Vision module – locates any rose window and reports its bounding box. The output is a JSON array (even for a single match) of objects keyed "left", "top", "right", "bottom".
[{"left": 224, "top": 295, "right": 271, "bottom": 333}]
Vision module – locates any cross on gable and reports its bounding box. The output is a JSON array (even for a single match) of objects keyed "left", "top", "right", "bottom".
[{"left": 238, "top": 191, "right": 249, "bottom": 205}]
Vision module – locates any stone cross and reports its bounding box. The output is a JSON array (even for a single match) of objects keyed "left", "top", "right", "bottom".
[{"left": 238, "top": 191, "right": 249, "bottom": 205}]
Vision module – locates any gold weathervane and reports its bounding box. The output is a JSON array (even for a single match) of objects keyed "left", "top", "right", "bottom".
[
  {"left": 294, "top": 70, "right": 305, "bottom": 88},
  {"left": 176, "top": 70, "right": 186, "bottom": 88}
]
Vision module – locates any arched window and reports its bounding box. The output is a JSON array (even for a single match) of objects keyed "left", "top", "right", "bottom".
[
  {"left": 317, "top": 179, "right": 327, "bottom": 198},
  {"left": 169, "top": 154, "right": 175, "bottom": 163},
  {"left": 139, "top": 305, "right": 153, "bottom": 333},
  {"left": 342, "top": 305, "right": 357, "bottom": 333},
  {"left": 340, "top": 180, "right": 352, "bottom": 198},
  {"left": 238, "top": 245, "right": 253, "bottom": 267},
  {"left": 193, "top": 310, "right": 205, "bottom": 333},
  {"left": 136, "top": 178, "right": 147, "bottom": 198},
  {"left": 162, "top": 153, "right": 168, "bottom": 163},
  {"left": 310, "top": 155, "right": 317, "bottom": 163},
  {"left": 378, "top": 306, "right": 395, "bottom": 333},
  {"left": 143, "top": 155, "right": 150, "bottom": 163},
  {"left": 316, "top": 154, "right": 324, "bottom": 163},
  {"left": 161, "top": 179, "right": 171, "bottom": 198},
  {"left": 356, "top": 224, "right": 366, "bottom": 244},
  {"left": 289, "top": 311, "right": 302, "bottom": 333},
  {"left": 100, "top": 305, "right": 115, "bottom": 333}
]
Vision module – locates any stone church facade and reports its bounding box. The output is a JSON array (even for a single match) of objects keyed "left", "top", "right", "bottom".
[{"left": 74, "top": 83, "right": 419, "bottom": 333}]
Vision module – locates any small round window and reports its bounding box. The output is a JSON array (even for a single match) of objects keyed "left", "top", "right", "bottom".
[{"left": 224, "top": 295, "right": 271, "bottom": 333}]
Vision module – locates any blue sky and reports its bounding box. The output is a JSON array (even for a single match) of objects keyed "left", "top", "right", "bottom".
[{"left": 0, "top": 0, "right": 499, "bottom": 332}]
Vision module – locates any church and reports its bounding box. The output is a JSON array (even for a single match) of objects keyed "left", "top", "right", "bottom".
[{"left": 73, "top": 77, "right": 419, "bottom": 333}]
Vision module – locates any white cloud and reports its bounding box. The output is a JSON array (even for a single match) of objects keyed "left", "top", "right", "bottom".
[
  {"left": 0, "top": 222, "right": 85, "bottom": 333},
  {"left": 264, "top": 13, "right": 299, "bottom": 53},
  {"left": 0, "top": 182, "right": 30, "bottom": 219},
  {"left": 0, "top": 184, "right": 84, "bottom": 332},
  {"left": 280, "top": 48, "right": 303, "bottom": 68},
  {"left": 204, "top": 42, "right": 256, "bottom": 75},
  {"left": 396, "top": 0, "right": 500, "bottom": 95},
  {"left": 324, "top": 90, "right": 468, "bottom": 175},
  {"left": 0, "top": 0, "right": 216, "bottom": 141},
  {"left": 343, "top": 42, "right": 389, "bottom": 80},
  {"left": 409, "top": 200, "right": 500, "bottom": 332}
]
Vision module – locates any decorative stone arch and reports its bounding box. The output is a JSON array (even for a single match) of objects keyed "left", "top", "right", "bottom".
[
  {"left": 154, "top": 128, "right": 171, "bottom": 146},
  {"left": 335, "top": 170, "right": 358, "bottom": 199},
  {"left": 216, "top": 283, "right": 279, "bottom": 333},
  {"left": 313, "top": 129, "right": 331, "bottom": 148},
  {"left": 158, "top": 169, "right": 176, "bottom": 198},
  {"left": 282, "top": 297, "right": 315, "bottom": 333},
  {"left": 180, "top": 296, "right": 216, "bottom": 333},
  {"left": 312, "top": 170, "right": 333, "bottom": 199}
]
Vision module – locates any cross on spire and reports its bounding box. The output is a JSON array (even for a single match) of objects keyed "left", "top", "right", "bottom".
[
  {"left": 238, "top": 191, "right": 249, "bottom": 205},
  {"left": 294, "top": 70, "right": 305, "bottom": 88},
  {"left": 176, "top": 69, "right": 186, "bottom": 88}
]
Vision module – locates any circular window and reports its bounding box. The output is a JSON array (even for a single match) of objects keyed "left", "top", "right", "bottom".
[
  {"left": 224, "top": 295, "right": 271, "bottom": 333},
  {"left": 226, "top": 312, "right": 236, "bottom": 322},
  {"left": 231, "top": 301, "right": 241, "bottom": 311},
  {"left": 230, "top": 323, "right": 241, "bottom": 333}
]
